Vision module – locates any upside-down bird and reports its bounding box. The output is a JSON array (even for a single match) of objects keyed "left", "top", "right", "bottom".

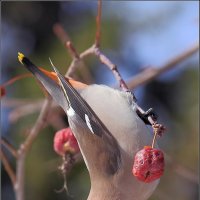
[{"left": 18, "top": 52, "right": 159, "bottom": 200}]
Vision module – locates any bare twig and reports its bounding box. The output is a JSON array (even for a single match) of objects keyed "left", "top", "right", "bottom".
[
  {"left": 53, "top": 23, "right": 94, "bottom": 83},
  {"left": 1, "top": 73, "right": 32, "bottom": 87},
  {"left": 18, "top": 97, "right": 52, "bottom": 154},
  {"left": 95, "top": 0, "right": 102, "bottom": 47},
  {"left": 14, "top": 97, "right": 52, "bottom": 200},
  {"left": 165, "top": 154, "right": 198, "bottom": 183},
  {"left": 9, "top": 101, "right": 44, "bottom": 123},
  {"left": 1, "top": 98, "right": 42, "bottom": 108},
  {"left": 93, "top": 47, "right": 131, "bottom": 93},
  {"left": 65, "top": 41, "right": 80, "bottom": 59},
  {"left": 65, "top": 42, "right": 94, "bottom": 80},
  {"left": 1, "top": 138, "right": 18, "bottom": 158},
  {"left": 0, "top": 149, "right": 16, "bottom": 186},
  {"left": 127, "top": 44, "right": 199, "bottom": 89},
  {"left": 53, "top": 23, "right": 70, "bottom": 44}
]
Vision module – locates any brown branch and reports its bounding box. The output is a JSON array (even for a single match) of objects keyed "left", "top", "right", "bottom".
[
  {"left": 53, "top": 23, "right": 70, "bottom": 44},
  {"left": 127, "top": 44, "right": 199, "bottom": 89},
  {"left": 66, "top": 46, "right": 94, "bottom": 78},
  {"left": 18, "top": 97, "right": 52, "bottom": 154},
  {"left": 52, "top": 23, "right": 94, "bottom": 83},
  {"left": 14, "top": 97, "right": 52, "bottom": 200},
  {"left": 1, "top": 138, "right": 18, "bottom": 158},
  {"left": 9, "top": 100, "right": 44, "bottom": 123},
  {"left": 166, "top": 154, "right": 198, "bottom": 183},
  {"left": 93, "top": 47, "right": 132, "bottom": 93},
  {"left": 1, "top": 98, "right": 42, "bottom": 108},
  {"left": 95, "top": 0, "right": 102, "bottom": 47},
  {"left": 66, "top": 41, "right": 80, "bottom": 60},
  {"left": 0, "top": 149, "right": 16, "bottom": 186}
]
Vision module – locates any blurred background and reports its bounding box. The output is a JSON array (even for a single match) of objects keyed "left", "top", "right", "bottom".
[{"left": 1, "top": 1, "right": 199, "bottom": 200}]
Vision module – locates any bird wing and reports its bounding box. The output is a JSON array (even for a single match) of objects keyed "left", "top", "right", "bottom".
[{"left": 18, "top": 53, "right": 121, "bottom": 174}]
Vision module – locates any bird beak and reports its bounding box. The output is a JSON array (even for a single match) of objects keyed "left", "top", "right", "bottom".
[{"left": 17, "top": 52, "right": 87, "bottom": 112}]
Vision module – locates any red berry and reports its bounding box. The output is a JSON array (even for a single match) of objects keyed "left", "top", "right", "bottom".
[
  {"left": 132, "top": 146, "right": 164, "bottom": 183},
  {"left": 53, "top": 128, "right": 79, "bottom": 156}
]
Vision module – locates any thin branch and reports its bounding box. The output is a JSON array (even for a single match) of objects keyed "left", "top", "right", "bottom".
[
  {"left": 166, "top": 154, "right": 198, "bottom": 183},
  {"left": 18, "top": 97, "right": 52, "bottom": 154},
  {"left": 9, "top": 100, "right": 44, "bottom": 123},
  {"left": 2, "top": 73, "right": 32, "bottom": 87},
  {"left": 95, "top": 0, "right": 102, "bottom": 47},
  {"left": 15, "top": 97, "right": 52, "bottom": 200},
  {"left": 93, "top": 47, "right": 132, "bottom": 93},
  {"left": 1, "top": 138, "right": 18, "bottom": 158},
  {"left": 53, "top": 23, "right": 70, "bottom": 44},
  {"left": 127, "top": 44, "right": 199, "bottom": 89},
  {"left": 0, "top": 149, "right": 16, "bottom": 186},
  {"left": 52, "top": 23, "right": 94, "bottom": 83},
  {"left": 1, "top": 98, "right": 42, "bottom": 108},
  {"left": 66, "top": 46, "right": 94, "bottom": 78},
  {"left": 65, "top": 41, "right": 80, "bottom": 60}
]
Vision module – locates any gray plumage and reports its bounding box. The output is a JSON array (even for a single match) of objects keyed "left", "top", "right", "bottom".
[{"left": 20, "top": 55, "right": 159, "bottom": 200}]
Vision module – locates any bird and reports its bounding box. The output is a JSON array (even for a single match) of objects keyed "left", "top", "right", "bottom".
[{"left": 18, "top": 52, "right": 159, "bottom": 200}]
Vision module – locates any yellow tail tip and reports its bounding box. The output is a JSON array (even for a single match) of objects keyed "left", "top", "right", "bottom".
[{"left": 18, "top": 52, "right": 25, "bottom": 65}]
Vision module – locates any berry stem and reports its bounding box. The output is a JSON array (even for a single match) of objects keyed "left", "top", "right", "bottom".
[{"left": 151, "top": 124, "right": 158, "bottom": 148}]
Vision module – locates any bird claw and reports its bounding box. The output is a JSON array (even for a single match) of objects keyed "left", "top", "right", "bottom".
[{"left": 136, "top": 108, "right": 158, "bottom": 125}]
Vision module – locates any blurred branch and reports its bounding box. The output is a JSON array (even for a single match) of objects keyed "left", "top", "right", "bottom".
[
  {"left": 53, "top": 23, "right": 70, "bottom": 44},
  {"left": 127, "top": 44, "right": 199, "bottom": 89},
  {"left": 0, "top": 149, "right": 16, "bottom": 186},
  {"left": 15, "top": 97, "right": 52, "bottom": 200},
  {"left": 2, "top": 99, "right": 62, "bottom": 123},
  {"left": 9, "top": 100, "right": 44, "bottom": 123},
  {"left": 17, "top": 97, "right": 52, "bottom": 153},
  {"left": 1, "top": 138, "right": 18, "bottom": 158},
  {"left": 166, "top": 154, "right": 198, "bottom": 183},
  {"left": 2, "top": 73, "right": 32, "bottom": 87},
  {"left": 95, "top": 0, "right": 102, "bottom": 47},
  {"left": 2, "top": 98, "right": 42, "bottom": 108},
  {"left": 53, "top": 23, "right": 94, "bottom": 83}
]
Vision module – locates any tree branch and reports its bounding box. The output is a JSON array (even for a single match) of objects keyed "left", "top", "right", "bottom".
[
  {"left": 14, "top": 97, "right": 52, "bottom": 200},
  {"left": 1, "top": 138, "right": 18, "bottom": 158},
  {"left": 53, "top": 23, "right": 70, "bottom": 44},
  {"left": 127, "top": 44, "right": 199, "bottom": 89},
  {"left": 0, "top": 149, "right": 16, "bottom": 186},
  {"left": 95, "top": 0, "right": 102, "bottom": 47}
]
